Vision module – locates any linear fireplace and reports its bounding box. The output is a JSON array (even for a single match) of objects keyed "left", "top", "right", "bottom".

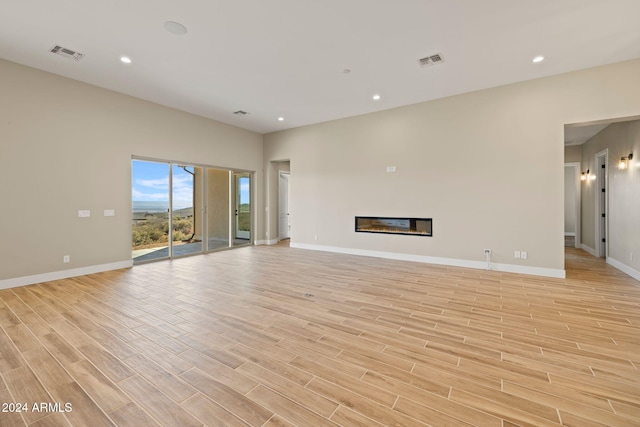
[{"left": 355, "top": 216, "right": 432, "bottom": 236}]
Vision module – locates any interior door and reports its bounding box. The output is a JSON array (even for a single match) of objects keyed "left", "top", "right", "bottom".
[
  {"left": 234, "top": 173, "right": 251, "bottom": 241},
  {"left": 279, "top": 172, "right": 290, "bottom": 239},
  {"left": 597, "top": 154, "right": 607, "bottom": 258}
]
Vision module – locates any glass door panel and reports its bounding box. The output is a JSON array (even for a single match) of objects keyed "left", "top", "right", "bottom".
[
  {"left": 132, "top": 160, "right": 170, "bottom": 263},
  {"left": 172, "top": 165, "right": 203, "bottom": 257},
  {"left": 205, "top": 168, "right": 231, "bottom": 250},
  {"left": 234, "top": 173, "right": 251, "bottom": 244}
]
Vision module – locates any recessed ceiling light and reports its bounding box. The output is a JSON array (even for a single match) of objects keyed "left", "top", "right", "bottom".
[
  {"left": 278, "top": 117, "right": 284, "bottom": 121},
  {"left": 164, "top": 21, "right": 188, "bottom": 35},
  {"left": 372, "top": 94, "right": 381, "bottom": 101},
  {"left": 532, "top": 56, "right": 544, "bottom": 63},
  {"left": 120, "top": 56, "right": 132, "bottom": 64}
]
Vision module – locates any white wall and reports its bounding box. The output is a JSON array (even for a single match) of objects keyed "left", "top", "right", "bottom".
[
  {"left": 0, "top": 59, "right": 263, "bottom": 286},
  {"left": 264, "top": 59, "right": 640, "bottom": 278}
]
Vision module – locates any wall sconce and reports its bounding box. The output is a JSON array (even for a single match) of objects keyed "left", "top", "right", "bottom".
[
  {"left": 581, "top": 169, "right": 589, "bottom": 181},
  {"left": 618, "top": 153, "right": 633, "bottom": 170}
]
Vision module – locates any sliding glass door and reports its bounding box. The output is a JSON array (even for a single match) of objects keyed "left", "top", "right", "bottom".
[
  {"left": 132, "top": 158, "right": 253, "bottom": 263},
  {"left": 205, "top": 168, "right": 230, "bottom": 250},
  {"left": 171, "top": 164, "right": 203, "bottom": 257},
  {"left": 131, "top": 160, "right": 171, "bottom": 262}
]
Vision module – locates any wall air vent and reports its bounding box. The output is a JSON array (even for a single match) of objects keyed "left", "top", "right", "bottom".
[
  {"left": 50, "top": 45, "right": 84, "bottom": 61},
  {"left": 418, "top": 53, "right": 444, "bottom": 68},
  {"left": 233, "top": 110, "right": 249, "bottom": 115}
]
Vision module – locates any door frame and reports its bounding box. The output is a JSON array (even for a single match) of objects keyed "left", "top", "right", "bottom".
[
  {"left": 278, "top": 171, "right": 290, "bottom": 240},
  {"left": 233, "top": 172, "right": 252, "bottom": 242},
  {"left": 595, "top": 149, "right": 608, "bottom": 258},
  {"left": 564, "top": 162, "right": 581, "bottom": 248}
]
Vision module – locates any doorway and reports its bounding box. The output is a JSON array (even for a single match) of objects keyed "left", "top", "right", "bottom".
[
  {"left": 563, "top": 163, "right": 581, "bottom": 248},
  {"left": 278, "top": 171, "right": 290, "bottom": 240}
]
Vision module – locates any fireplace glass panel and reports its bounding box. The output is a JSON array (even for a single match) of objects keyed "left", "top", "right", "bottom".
[{"left": 355, "top": 217, "right": 432, "bottom": 236}]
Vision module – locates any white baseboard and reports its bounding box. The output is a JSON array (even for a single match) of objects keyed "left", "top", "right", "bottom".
[
  {"left": 291, "top": 243, "right": 565, "bottom": 279},
  {"left": 0, "top": 260, "right": 133, "bottom": 290},
  {"left": 607, "top": 257, "right": 640, "bottom": 282},
  {"left": 564, "top": 232, "right": 576, "bottom": 237},
  {"left": 581, "top": 244, "right": 597, "bottom": 256}
]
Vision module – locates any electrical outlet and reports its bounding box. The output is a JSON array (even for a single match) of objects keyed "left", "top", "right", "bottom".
[
  {"left": 514, "top": 251, "right": 521, "bottom": 259},
  {"left": 484, "top": 249, "right": 491, "bottom": 256},
  {"left": 63, "top": 255, "right": 70, "bottom": 263},
  {"left": 630, "top": 252, "right": 634, "bottom": 261},
  {"left": 521, "top": 251, "right": 528, "bottom": 260},
  {"left": 314, "top": 235, "right": 318, "bottom": 241}
]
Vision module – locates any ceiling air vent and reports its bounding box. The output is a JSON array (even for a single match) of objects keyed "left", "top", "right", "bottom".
[
  {"left": 418, "top": 53, "right": 444, "bottom": 68},
  {"left": 50, "top": 45, "right": 84, "bottom": 61},
  {"left": 233, "top": 110, "right": 249, "bottom": 115}
]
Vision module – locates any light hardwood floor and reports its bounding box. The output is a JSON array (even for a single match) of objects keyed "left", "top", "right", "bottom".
[{"left": 1, "top": 245, "right": 639, "bottom": 426}]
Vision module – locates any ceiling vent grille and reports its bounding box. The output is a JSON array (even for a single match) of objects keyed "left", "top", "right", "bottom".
[
  {"left": 233, "top": 110, "right": 249, "bottom": 115},
  {"left": 418, "top": 53, "right": 444, "bottom": 68},
  {"left": 50, "top": 45, "right": 84, "bottom": 61}
]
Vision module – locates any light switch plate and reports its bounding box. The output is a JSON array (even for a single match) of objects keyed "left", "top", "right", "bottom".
[
  {"left": 78, "top": 210, "right": 91, "bottom": 218},
  {"left": 104, "top": 209, "right": 115, "bottom": 217},
  {"left": 386, "top": 166, "right": 397, "bottom": 173}
]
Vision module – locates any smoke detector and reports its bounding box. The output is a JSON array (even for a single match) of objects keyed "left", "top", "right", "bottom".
[
  {"left": 50, "top": 45, "right": 84, "bottom": 61},
  {"left": 418, "top": 53, "right": 444, "bottom": 68}
]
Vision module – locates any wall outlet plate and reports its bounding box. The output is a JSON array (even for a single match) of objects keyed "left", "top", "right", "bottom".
[
  {"left": 484, "top": 249, "right": 491, "bottom": 256},
  {"left": 514, "top": 251, "right": 521, "bottom": 259},
  {"left": 521, "top": 251, "right": 528, "bottom": 259}
]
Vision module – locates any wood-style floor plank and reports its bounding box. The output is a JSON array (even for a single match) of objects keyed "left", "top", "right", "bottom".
[{"left": 0, "top": 245, "right": 639, "bottom": 426}]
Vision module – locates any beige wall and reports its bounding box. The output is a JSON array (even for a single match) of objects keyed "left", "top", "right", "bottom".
[
  {"left": 564, "top": 145, "right": 583, "bottom": 164},
  {"left": 0, "top": 59, "right": 263, "bottom": 282},
  {"left": 580, "top": 120, "right": 640, "bottom": 273},
  {"left": 264, "top": 58, "right": 640, "bottom": 275}
]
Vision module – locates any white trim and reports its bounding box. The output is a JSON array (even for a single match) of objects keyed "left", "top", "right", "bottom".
[
  {"left": 564, "top": 232, "right": 576, "bottom": 237},
  {"left": 278, "top": 171, "right": 291, "bottom": 240},
  {"left": 0, "top": 261, "right": 133, "bottom": 290},
  {"left": 607, "top": 257, "right": 640, "bottom": 282},
  {"left": 581, "top": 244, "right": 597, "bottom": 256},
  {"left": 291, "top": 243, "right": 565, "bottom": 279}
]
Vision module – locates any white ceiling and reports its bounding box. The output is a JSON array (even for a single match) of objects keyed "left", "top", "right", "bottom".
[{"left": 2, "top": 1, "right": 640, "bottom": 134}]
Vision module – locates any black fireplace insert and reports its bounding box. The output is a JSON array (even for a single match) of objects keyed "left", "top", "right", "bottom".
[{"left": 355, "top": 216, "right": 432, "bottom": 236}]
